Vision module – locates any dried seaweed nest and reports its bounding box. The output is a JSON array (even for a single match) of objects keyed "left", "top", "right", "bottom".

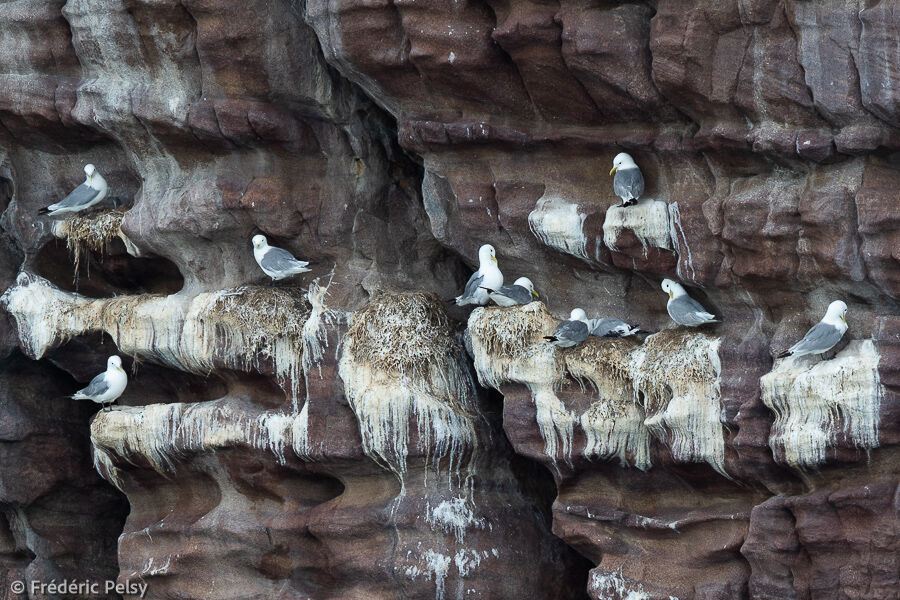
[
  {"left": 632, "top": 328, "right": 720, "bottom": 415},
  {"left": 54, "top": 209, "right": 126, "bottom": 273},
  {"left": 636, "top": 329, "right": 720, "bottom": 382},
  {"left": 566, "top": 336, "right": 642, "bottom": 385},
  {"left": 343, "top": 291, "right": 456, "bottom": 381},
  {"left": 467, "top": 302, "right": 554, "bottom": 358},
  {"left": 207, "top": 285, "right": 310, "bottom": 340}
]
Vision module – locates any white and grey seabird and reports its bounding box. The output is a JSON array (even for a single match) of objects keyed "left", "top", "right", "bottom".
[
  {"left": 72, "top": 355, "right": 127, "bottom": 411},
  {"left": 609, "top": 152, "right": 644, "bottom": 207},
  {"left": 778, "top": 300, "right": 848, "bottom": 359},
  {"left": 544, "top": 308, "right": 591, "bottom": 348},
  {"left": 40, "top": 164, "right": 109, "bottom": 216},
  {"left": 481, "top": 277, "right": 538, "bottom": 307},
  {"left": 589, "top": 317, "right": 641, "bottom": 338},
  {"left": 661, "top": 279, "right": 719, "bottom": 327},
  {"left": 252, "top": 235, "right": 311, "bottom": 281},
  {"left": 455, "top": 244, "right": 503, "bottom": 306}
]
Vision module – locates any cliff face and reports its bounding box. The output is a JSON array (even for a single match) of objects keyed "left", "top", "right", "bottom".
[{"left": 0, "top": 1, "right": 897, "bottom": 599}]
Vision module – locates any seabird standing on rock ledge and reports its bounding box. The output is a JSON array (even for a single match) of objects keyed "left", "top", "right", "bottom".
[
  {"left": 481, "top": 276, "right": 538, "bottom": 306},
  {"left": 544, "top": 308, "right": 591, "bottom": 347},
  {"left": 778, "top": 300, "right": 848, "bottom": 359},
  {"left": 662, "top": 279, "right": 720, "bottom": 327},
  {"left": 589, "top": 317, "right": 642, "bottom": 338},
  {"left": 610, "top": 152, "right": 644, "bottom": 207},
  {"left": 455, "top": 244, "right": 503, "bottom": 306},
  {"left": 252, "top": 234, "right": 311, "bottom": 282},
  {"left": 72, "top": 355, "right": 127, "bottom": 412},
  {"left": 40, "top": 164, "right": 108, "bottom": 216}
]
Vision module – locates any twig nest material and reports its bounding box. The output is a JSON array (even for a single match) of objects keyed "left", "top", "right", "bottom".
[
  {"left": 343, "top": 291, "right": 457, "bottom": 382},
  {"left": 51, "top": 209, "right": 128, "bottom": 273},
  {"left": 339, "top": 292, "right": 479, "bottom": 481}
]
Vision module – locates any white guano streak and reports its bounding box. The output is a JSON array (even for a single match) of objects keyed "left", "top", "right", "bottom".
[{"left": 761, "top": 339, "right": 882, "bottom": 469}]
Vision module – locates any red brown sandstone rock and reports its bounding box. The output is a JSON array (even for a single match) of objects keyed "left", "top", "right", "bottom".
[{"left": 0, "top": 0, "right": 896, "bottom": 599}]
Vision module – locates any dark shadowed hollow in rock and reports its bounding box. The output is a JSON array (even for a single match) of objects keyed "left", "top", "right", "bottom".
[{"left": 0, "top": 0, "right": 897, "bottom": 599}]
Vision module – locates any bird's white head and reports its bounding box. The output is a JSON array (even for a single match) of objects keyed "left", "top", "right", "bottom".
[
  {"left": 824, "top": 300, "right": 848, "bottom": 325},
  {"left": 661, "top": 278, "right": 686, "bottom": 300},
  {"left": 570, "top": 308, "right": 587, "bottom": 322},
  {"left": 610, "top": 152, "right": 637, "bottom": 175},
  {"left": 478, "top": 244, "right": 497, "bottom": 266},
  {"left": 514, "top": 277, "right": 538, "bottom": 298},
  {"left": 84, "top": 164, "right": 96, "bottom": 181},
  {"left": 252, "top": 234, "right": 268, "bottom": 250},
  {"left": 108, "top": 355, "right": 124, "bottom": 372}
]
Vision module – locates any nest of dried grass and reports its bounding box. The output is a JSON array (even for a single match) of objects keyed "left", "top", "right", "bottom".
[
  {"left": 208, "top": 285, "right": 310, "bottom": 341},
  {"left": 566, "top": 336, "right": 641, "bottom": 385},
  {"left": 467, "top": 302, "right": 554, "bottom": 358},
  {"left": 55, "top": 209, "right": 126, "bottom": 274},
  {"left": 343, "top": 291, "right": 455, "bottom": 381},
  {"left": 632, "top": 329, "right": 720, "bottom": 409}
]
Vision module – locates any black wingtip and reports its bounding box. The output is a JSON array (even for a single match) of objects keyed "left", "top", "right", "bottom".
[
  {"left": 38, "top": 207, "right": 51, "bottom": 215},
  {"left": 543, "top": 336, "right": 558, "bottom": 342},
  {"left": 479, "top": 286, "right": 496, "bottom": 294},
  {"left": 777, "top": 351, "right": 791, "bottom": 359}
]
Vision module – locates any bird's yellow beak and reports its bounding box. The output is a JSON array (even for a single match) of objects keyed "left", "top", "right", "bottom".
[
  {"left": 531, "top": 290, "right": 539, "bottom": 298},
  {"left": 842, "top": 314, "right": 846, "bottom": 323},
  {"left": 492, "top": 256, "right": 497, "bottom": 263},
  {"left": 668, "top": 290, "right": 674, "bottom": 299},
  {"left": 89, "top": 174, "right": 93, "bottom": 180},
  {"left": 609, "top": 167, "right": 617, "bottom": 175}
]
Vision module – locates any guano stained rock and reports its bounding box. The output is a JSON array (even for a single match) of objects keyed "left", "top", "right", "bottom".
[{"left": 0, "top": 1, "right": 896, "bottom": 599}]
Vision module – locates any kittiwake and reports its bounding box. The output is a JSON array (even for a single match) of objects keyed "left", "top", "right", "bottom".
[
  {"left": 778, "top": 300, "right": 847, "bottom": 359},
  {"left": 40, "top": 164, "right": 108, "bottom": 216},
  {"left": 72, "top": 355, "right": 127, "bottom": 411},
  {"left": 252, "top": 234, "right": 311, "bottom": 281},
  {"left": 544, "top": 308, "right": 590, "bottom": 347},
  {"left": 455, "top": 244, "right": 503, "bottom": 306},
  {"left": 609, "top": 152, "right": 644, "bottom": 207},
  {"left": 481, "top": 277, "right": 538, "bottom": 306},
  {"left": 662, "top": 279, "right": 720, "bottom": 326},
  {"left": 589, "top": 317, "right": 641, "bottom": 338}
]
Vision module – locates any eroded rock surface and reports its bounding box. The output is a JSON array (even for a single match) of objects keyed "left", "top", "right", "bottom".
[{"left": 0, "top": 1, "right": 897, "bottom": 599}]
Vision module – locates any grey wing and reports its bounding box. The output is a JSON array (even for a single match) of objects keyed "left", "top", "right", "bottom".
[
  {"left": 460, "top": 272, "right": 484, "bottom": 299},
  {"left": 53, "top": 183, "right": 102, "bottom": 210},
  {"left": 77, "top": 372, "right": 110, "bottom": 398},
  {"left": 554, "top": 320, "right": 589, "bottom": 343},
  {"left": 499, "top": 285, "right": 533, "bottom": 304},
  {"left": 669, "top": 296, "right": 716, "bottom": 326},
  {"left": 790, "top": 322, "right": 843, "bottom": 354},
  {"left": 261, "top": 246, "right": 308, "bottom": 271},
  {"left": 591, "top": 318, "right": 625, "bottom": 337},
  {"left": 613, "top": 168, "right": 644, "bottom": 200}
]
